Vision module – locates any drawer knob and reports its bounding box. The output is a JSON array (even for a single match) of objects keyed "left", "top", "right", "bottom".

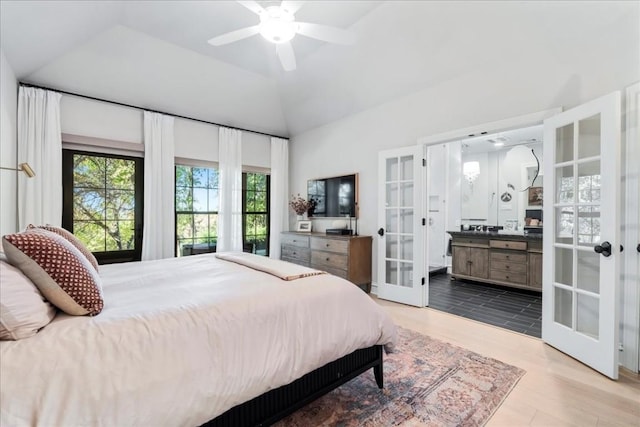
[
  {"left": 506, "top": 275, "right": 510, "bottom": 279},
  {"left": 293, "top": 252, "right": 297, "bottom": 255},
  {"left": 506, "top": 266, "right": 510, "bottom": 269},
  {"left": 506, "top": 256, "right": 510, "bottom": 259},
  {"left": 505, "top": 244, "right": 509, "bottom": 247},
  {"left": 293, "top": 240, "right": 296, "bottom": 243},
  {"left": 326, "top": 257, "right": 330, "bottom": 261}
]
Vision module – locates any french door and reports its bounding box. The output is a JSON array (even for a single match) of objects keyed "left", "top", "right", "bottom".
[
  {"left": 542, "top": 91, "right": 621, "bottom": 379},
  {"left": 377, "top": 146, "right": 425, "bottom": 307}
]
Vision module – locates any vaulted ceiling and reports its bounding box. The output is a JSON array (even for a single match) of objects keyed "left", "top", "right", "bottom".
[{"left": 1, "top": 1, "right": 638, "bottom": 137}]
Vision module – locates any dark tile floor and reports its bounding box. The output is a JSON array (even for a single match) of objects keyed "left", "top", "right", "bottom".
[{"left": 428, "top": 272, "right": 542, "bottom": 338}]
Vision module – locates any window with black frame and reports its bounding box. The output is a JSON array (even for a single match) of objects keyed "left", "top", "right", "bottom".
[
  {"left": 243, "top": 172, "right": 270, "bottom": 256},
  {"left": 175, "top": 165, "right": 219, "bottom": 257},
  {"left": 62, "top": 150, "right": 144, "bottom": 264},
  {"left": 175, "top": 166, "right": 270, "bottom": 257}
]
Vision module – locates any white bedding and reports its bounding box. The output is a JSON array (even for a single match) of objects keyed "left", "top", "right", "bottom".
[{"left": 0, "top": 254, "right": 397, "bottom": 427}]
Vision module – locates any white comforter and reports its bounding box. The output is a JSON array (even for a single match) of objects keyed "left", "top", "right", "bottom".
[{"left": 0, "top": 254, "right": 397, "bottom": 427}]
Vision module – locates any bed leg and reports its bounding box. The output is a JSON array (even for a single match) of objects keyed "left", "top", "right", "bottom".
[
  {"left": 373, "top": 346, "right": 383, "bottom": 388},
  {"left": 374, "top": 364, "right": 383, "bottom": 388}
]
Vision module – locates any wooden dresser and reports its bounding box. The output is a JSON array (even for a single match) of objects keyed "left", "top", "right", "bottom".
[
  {"left": 450, "top": 231, "right": 542, "bottom": 291},
  {"left": 280, "top": 232, "right": 372, "bottom": 292}
]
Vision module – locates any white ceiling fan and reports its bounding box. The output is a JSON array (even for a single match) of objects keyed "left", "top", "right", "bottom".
[{"left": 207, "top": 0, "right": 356, "bottom": 71}]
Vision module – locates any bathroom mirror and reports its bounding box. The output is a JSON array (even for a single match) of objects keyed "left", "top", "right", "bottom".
[
  {"left": 501, "top": 145, "right": 540, "bottom": 192},
  {"left": 458, "top": 124, "right": 543, "bottom": 229}
]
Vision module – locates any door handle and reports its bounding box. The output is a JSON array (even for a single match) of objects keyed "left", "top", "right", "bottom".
[
  {"left": 594, "top": 241, "right": 612, "bottom": 257},
  {"left": 637, "top": 243, "right": 640, "bottom": 253},
  {"left": 378, "top": 228, "right": 384, "bottom": 237}
]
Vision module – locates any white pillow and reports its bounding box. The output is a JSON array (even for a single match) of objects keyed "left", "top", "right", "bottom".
[{"left": 0, "top": 257, "right": 56, "bottom": 340}]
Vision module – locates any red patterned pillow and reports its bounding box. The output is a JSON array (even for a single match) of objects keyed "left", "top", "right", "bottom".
[
  {"left": 2, "top": 229, "right": 104, "bottom": 316},
  {"left": 27, "top": 224, "right": 99, "bottom": 272}
]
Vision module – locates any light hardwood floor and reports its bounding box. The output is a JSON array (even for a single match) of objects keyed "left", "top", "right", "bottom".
[{"left": 374, "top": 297, "right": 640, "bottom": 427}]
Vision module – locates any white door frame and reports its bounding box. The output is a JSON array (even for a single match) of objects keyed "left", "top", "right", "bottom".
[
  {"left": 622, "top": 82, "right": 640, "bottom": 372},
  {"left": 417, "top": 108, "right": 561, "bottom": 300},
  {"left": 416, "top": 105, "right": 640, "bottom": 373}
]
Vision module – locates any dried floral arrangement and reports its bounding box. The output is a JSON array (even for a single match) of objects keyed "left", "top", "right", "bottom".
[{"left": 289, "top": 194, "right": 310, "bottom": 215}]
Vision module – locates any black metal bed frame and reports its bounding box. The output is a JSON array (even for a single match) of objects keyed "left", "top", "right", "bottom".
[{"left": 203, "top": 345, "right": 384, "bottom": 427}]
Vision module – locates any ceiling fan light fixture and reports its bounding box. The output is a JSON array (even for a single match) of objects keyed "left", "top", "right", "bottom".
[{"left": 259, "top": 6, "right": 297, "bottom": 44}]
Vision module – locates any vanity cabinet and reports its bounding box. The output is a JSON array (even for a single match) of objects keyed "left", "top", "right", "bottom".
[
  {"left": 451, "top": 239, "right": 489, "bottom": 279},
  {"left": 450, "top": 232, "right": 542, "bottom": 292},
  {"left": 280, "top": 232, "right": 372, "bottom": 292},
  {"left": 527, "top": 241, "right": 543, "bottom": 291}
]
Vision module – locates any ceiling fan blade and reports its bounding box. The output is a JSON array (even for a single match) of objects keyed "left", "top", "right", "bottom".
[
  {"left": 237, "top": 0, "right": 266, "bottom": 16},
  {"left": 276, "top": 42, "right": 297, "bottom": 71},
  {"left": 207, "top": 25, "right": 260, "bottom": 46},
  {"left": 296, "top": 22, "right": 356, "bottom": 45},
  {"left": 280, "top": 1, "right": 305, "bottom": 14}
]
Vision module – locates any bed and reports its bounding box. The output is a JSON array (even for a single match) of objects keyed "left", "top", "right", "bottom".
[{"left": 0, "top": 253, "right": 397, "bottom": 426}]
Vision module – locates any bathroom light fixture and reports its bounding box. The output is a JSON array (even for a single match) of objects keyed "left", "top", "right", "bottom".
[
  {"left": 463, "top": 161, "right": 480, "bottom": 184},
  {"left": 0, "top": 162, "right": 35, "bottom": 178},
  {"left": 487, "top": 135, "right": 508, "bottom": 147}
]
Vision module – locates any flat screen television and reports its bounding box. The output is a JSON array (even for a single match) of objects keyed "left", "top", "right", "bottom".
[{"left": 307, "top": 174, "right": 358, "bottom": 218}]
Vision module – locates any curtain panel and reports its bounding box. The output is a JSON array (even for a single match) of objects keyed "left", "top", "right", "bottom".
[
  {"left": 17, "top": 87, "right": 62, "bottom": 230},
  {"left": 217, "top": 127, "right": 243, "bottom": 252},
  {"left": 269, "top": 138, "right": 289, "bottom": 259},
  {"left": 141, "top": 111, "right": 175, "bottom": 260}
]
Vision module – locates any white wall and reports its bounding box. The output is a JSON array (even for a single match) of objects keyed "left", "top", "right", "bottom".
[
  {"left": 0, "top": 49, "right": 18, "bottom": 235},
  {"left": 0, "top": 93, "right": 272, "bottom": 236},
  {"left": 289, "top": 42, "right": 639, "bottom": 286},
  {"left": 60, "top": 95, "right": 271, "bottom": 167}
]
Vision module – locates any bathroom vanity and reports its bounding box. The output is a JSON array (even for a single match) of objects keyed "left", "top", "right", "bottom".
[{"left": 449, "top": 231, "right": 542, "bottom": 291}]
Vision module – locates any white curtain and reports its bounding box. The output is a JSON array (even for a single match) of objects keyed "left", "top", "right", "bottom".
[
  {"left": 18, "top": 87, "right": 62, "bottom": 230},
  {"left": 141, "top": 111, "right": 175, "bottom": 261},
  {"left": 217, "top": 127, "right": 243, "bottom": 252},
  {"left": 269, "top": 138, "right": 289, "bottom": 259}
]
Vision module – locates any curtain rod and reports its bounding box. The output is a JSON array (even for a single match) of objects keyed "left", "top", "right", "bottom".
[{"left": 19, "top": 82, "right": 288, "bottom": 140}]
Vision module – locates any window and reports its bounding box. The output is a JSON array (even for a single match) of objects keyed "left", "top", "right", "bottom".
[
  {"left": 62, "top": 150, "right": 144, "bottom": 264},
  {"left": 175, "top": 166, "right": 270, "bottom": 257},
  {"left": 243, "top": 172, "right": 270, "bottom": 256},
  {"left": 175, "top": 165, "right": 219, "bottom": 257}
]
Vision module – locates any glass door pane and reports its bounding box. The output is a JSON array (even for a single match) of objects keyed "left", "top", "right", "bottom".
[
  {"left": 385, "top": 155, "right": 414, "bottom": 288},
  {"left": 552, "top": 116, "right": 603, "bottom": 339}
]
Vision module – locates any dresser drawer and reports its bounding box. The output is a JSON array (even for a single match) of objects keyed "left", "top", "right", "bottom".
[
  {"left": 322, "top": 266, "right": 348, "bottom": 280},
  {"left": 281, "top": 234, "right": 310, "bottom": 248},
  {"left": 491, "top": 260, "right": 527, "bottom": 274},
  {"left": 490, "top": 269, "right": 527, "bottom": 285},
  {"left": 281, "top": 257, "right": 310, "bottom": 267},
  {"left": 451, "top": 238, "right": 489, "bottom": 248},
  {"left": 310, "top": 237, "right": 348, "bottom": 254},
  {"left": 490, "top": 251, "right": 527, "bottom": 263},
  {"left": 311, "top": 251, "right": 348, "bottom": 270},
  {"left": 281, "top": 246, "right": 310, "bottom": 263},
  {"left": 490, "top": 240, "right": 527, "bottom": 251}
]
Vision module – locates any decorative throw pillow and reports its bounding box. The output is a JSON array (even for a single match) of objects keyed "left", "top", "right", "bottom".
[
  {"left": 27, "top": 224, "right": 99, "bottom": 272},
  {"left": 2, "top": 229, "right": 104, "bottom": 316},
  {"left": 0, "top": 257, "right": 57, "bottom": 340}
]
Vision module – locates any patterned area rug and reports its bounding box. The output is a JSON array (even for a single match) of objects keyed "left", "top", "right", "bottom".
[{"left": 278, "top": 327, "right": 525, "bottom": 427}]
